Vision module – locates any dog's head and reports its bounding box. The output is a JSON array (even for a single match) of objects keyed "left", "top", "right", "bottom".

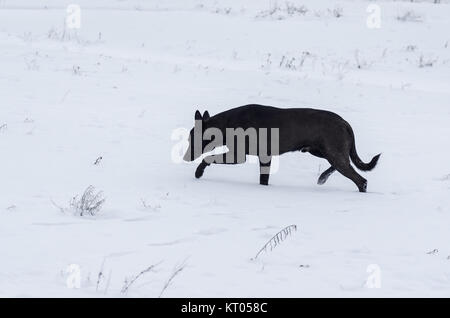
[{"left": 183, "top": 110, "right": 210, "bottom": 162}]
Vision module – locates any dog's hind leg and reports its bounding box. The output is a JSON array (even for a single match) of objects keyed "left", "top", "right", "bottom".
[
  {"left": 317, "top": 166, "right": 336, "bottom": 185},
  {"left": 327, "top": 154, "right": 367, "bottom": 192},
  {"left": 306, "top": 148, "right": 336, "bottom": 185}
]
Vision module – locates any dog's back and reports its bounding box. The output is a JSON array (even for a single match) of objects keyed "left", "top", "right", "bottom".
[{"left": 210, "top": 104, "right": 349, "bottom": 154}]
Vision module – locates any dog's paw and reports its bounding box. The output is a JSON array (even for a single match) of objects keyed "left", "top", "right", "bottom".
[
  {"left": 358, "top": 181, "right": 368, "bottom": 193},
  {"left": 317, "top": 176, "right": 326, "bottom": 185},
  {"left": 195, "top": 166, "right": 205, "bottom": 179},
  {"left": 260, "top": 175, "right": 269, "bottom": 186}
]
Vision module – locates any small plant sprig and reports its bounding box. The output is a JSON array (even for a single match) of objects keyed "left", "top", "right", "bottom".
[
  {"left": 121, "top": 262, "right": 162, "bottom": 295},
  {"left": 93, "top": 156, "right": 103, "bottom": 165},
  {"left": 397, "top": 11, "right": 422, "bottom": 23},
  {"left": 159, "top": 259, "right": 188, "bottom": 298},
  {"left": 70, "top": 185, "right": 105, "bottom": 216},
  {"left": 252, "top": 225, "right": 298, "bottom": 260}
]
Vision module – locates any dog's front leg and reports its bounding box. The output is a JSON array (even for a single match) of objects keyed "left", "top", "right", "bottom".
[
  {"left": 195, "top": 153, "right": 244, "bottom": 179},
  {"left": 259, "top": 156, "right": 272, "bottom": 186},
  {"left": 195, "top": 160, "right": 210, "bottom": 179}
]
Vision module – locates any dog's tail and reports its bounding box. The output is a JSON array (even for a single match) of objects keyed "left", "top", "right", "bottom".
[{"left": 347, "top": 124, "right": 381, "bottom": 171}]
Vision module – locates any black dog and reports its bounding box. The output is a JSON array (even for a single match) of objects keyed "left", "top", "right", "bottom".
[{"left": 183, "top": 104, "right": 380, "bottom": 192}]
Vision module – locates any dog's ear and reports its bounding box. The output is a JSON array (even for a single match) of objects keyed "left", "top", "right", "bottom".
[
  {"left": 203, "top": 110, "right": 210, "bottom": 121},
  {"left": 195, "top": 110, "right": 202, "bottom": 121}
]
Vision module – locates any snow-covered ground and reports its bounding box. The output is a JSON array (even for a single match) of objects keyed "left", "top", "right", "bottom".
[{"left": 0, "top": 0, "right": 449, "bottom": 297}]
